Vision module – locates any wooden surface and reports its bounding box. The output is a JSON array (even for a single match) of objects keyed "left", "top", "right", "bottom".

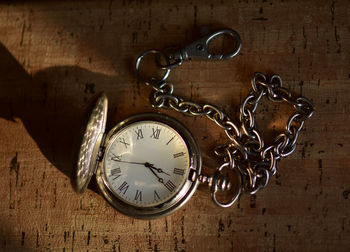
[{"left": 0, "top": 1, "right": 349, "bottom": 251}]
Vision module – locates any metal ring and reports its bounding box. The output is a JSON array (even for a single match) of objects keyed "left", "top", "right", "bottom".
[
  {"left": 214, "top": 143, "right": 232, "bottom": 157},
  {"left": 211, "top": 163, "right": 242, "bottom": 208},
  {"left": 252, "top": 129, "right": 264, "bottom": 151},
  {"left": 286, "top": 113, "right": 305, "bottom": 133},
  {"left": 135, "top": 49, "right": 171, "bottom": 86},
  {"left": 251, "top": 72, "right": 267, "bottom": 93},
  {"left": 266, "top": 151, "right": 277, "bottom": 176},
  {"left": 224, "top": 121, "right": 242, "bottom": 140},
  {"left": 261, "top": 145, "right": 274, "bottom": 160},
  {"left": 241, "top": 94, "right": 259, "bottom": 116},
  {"left": 158, "top": 47, "right": 184, "bottom": 69},
  {"left": 203, "top": 104, "right": 224, "bottom": 120},
  {"left": 295, "top": 97, "right": 315, "bottom": 118},
  {"left": 269, "top": 74, "right": 283, "bottom": 89},
  {"left": 241, "top": 108, "right": 255, "bottom": 131},
  {"left": 287, "top": 126, "right": 300, "bottom": 147},
  {"left": 280, "top": 143, "right": 296, "bottom": 157},
  {"left": 255, "top": 165, "right": 270, "bottom": 189},
  {"left": 274, "top": 133, "right": 290, "bottom": 155}
]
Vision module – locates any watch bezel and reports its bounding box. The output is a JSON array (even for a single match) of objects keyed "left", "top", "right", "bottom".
[{"left": 96, "top": 113, "right": 202, "bottom": 219}]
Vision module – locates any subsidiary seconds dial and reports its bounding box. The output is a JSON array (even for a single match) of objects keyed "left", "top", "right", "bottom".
[{"left": 103, "top": 121, "right": 190, "bottom": 207}]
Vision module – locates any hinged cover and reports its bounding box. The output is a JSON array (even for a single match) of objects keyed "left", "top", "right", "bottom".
[{"left": 75, "top": 93, "right": 108, "bottom": 193}]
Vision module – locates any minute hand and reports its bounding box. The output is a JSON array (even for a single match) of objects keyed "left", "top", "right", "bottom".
[{"left": 113, "top": 160, "right": 147, "bottom": 166}]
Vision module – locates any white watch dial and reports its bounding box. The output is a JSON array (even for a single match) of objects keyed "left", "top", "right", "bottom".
[{"left": 103, "top": 121, "right": 190, "bottom": 207}]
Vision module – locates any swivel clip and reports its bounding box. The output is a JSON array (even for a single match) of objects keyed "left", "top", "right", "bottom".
[{"left": 161, "top": 29, "right": 242, "bottom": 69}]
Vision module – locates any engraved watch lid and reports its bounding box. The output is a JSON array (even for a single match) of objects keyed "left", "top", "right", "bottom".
[{"left": 75, "top": 93, "right": 108, "bottom": 193}]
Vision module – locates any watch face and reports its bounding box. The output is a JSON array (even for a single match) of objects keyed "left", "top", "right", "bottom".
[{"left": 103, "top": 120, "right": 190, "bottom": 207}]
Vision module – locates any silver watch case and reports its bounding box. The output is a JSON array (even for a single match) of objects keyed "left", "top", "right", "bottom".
[{"left": 76, "top": 93, "right": 202, "bottom": 219}]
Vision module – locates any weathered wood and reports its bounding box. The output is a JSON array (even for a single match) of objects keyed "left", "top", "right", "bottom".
[{"left": 0, "top": 0, "right": 349, "bottom": 251}]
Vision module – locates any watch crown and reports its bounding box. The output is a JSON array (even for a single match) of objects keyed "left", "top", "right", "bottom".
[{"left": 197, "top": 172, "right": 231, "bottom": 192}]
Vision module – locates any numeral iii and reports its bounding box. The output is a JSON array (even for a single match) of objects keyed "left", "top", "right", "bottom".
[
  {"left": 173, "top": 152, "right": 185, "bottom": 158},
  {"left": 173, "top": 168, "right": 185, "bottom": 175}
]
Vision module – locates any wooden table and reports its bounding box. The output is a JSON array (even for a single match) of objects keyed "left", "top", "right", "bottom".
[{"left": 0, "top": 1, "right": 349, "bottom": 251}]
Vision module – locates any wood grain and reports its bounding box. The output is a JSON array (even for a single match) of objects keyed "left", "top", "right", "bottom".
[{"left": 0, "top": 0, "right": 349, "bottom": 251}]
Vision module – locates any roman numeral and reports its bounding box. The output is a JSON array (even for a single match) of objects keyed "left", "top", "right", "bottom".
[
  {"left": 111, "top": 153, "right": 122, "bottom": 161},
  {"left": 173, "top": 152, "right": 185, "bottom": 158},
  {"left": 118, "top": 181, "right": 129, "bottom": 195},
  {"left": 134, "top": 190, "right": 142, "bottom": 201},
  {"left": 150, "top": 128, "right": 161, "bottom": 139},
  {"left": 119, "top": 138, "right": 130, "bottom": 148},
  {"left": 166, "top": 135, "right": 175, "bottom": 145},
  {"left": 110, "top": 168, "right": 121, "bottom": 180},
  {"left": 154, "top": 190, "right": 160, "bottom": 201},
  {"left": 134, "top": 129, "right": 143, "bottom": 140},
  {"left": 173, "top": 168, "right": 185, "bottom": 175},
  {"left": 164, "top": 180, "right": 176, "bottom": 192}
]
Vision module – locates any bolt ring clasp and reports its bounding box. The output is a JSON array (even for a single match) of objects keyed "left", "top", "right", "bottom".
[{"left": 211, "top": 162, "right": 242, "bottom": 208}]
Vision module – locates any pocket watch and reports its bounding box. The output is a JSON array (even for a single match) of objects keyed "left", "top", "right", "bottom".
[
  {"left": 75, "top": 29, "right": 314, "bottom": 219},
  {"left": 76, "top": 94, "right": 202, "bottom": 219}
]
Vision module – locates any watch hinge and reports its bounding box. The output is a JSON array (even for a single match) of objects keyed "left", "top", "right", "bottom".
[
  {"left": 97, "top": 146, "right": 105, "bottom": 162},
  {"left": 93, "top": 146, "right": 105, "bottom": 174},
  {"left": 93, "top": 134, "right": 107, "bottom": 174}
]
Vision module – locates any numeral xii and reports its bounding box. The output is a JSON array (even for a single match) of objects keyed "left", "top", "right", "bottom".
[{"left": 150, "top": 128, "right": 161, "bottom": 139}]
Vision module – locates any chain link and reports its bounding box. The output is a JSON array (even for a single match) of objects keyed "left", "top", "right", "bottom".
[{"left": 137, "top": 50, "right": 314, "bottom": 207}]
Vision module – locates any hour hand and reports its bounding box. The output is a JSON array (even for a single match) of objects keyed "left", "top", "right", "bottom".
[
  {"left": 145, "top": 163, "right": 170, "bottom": 176},
  {"left": 145, "top": 163, "right": 164, "bottom": 184}
]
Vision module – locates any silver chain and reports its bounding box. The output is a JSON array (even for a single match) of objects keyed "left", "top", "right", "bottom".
[{"left": 136, "top": 30, "right": 314, "bottom": 207}]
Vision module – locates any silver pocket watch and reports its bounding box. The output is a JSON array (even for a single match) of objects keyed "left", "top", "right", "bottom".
[{"left": 76, "top": 94, "right": 203, "bottom": 219}]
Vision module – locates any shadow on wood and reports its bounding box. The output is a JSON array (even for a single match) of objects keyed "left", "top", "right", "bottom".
[{"left": 0, "top": 43, "right": 115, "bottom": 194}]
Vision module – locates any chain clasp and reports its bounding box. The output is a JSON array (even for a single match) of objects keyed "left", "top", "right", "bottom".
[
  {"left": 183, "top": 29, "right": 242, "bottom": 60},
  {"left": 161, "top": 29, "right": 242, "bottom": 69}
]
